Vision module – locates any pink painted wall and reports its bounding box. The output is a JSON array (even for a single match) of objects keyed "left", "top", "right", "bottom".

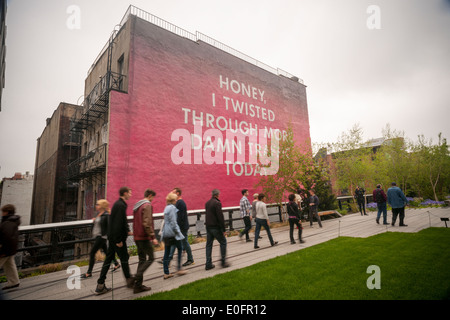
[{"left": 106, "top": 18, "right": 310, "bottom": 214}]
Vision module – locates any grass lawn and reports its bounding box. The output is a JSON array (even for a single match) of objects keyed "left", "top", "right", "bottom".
[{"left": 140, "top": 228, "right": 450, "bottom": 300}]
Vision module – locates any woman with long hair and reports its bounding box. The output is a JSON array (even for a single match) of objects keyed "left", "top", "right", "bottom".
[
  {"left": 161, "top": 193, "right": 187, "bottom": 279},
  {"left": 81, "top": 199, "right": 120, "bottom": 279}
]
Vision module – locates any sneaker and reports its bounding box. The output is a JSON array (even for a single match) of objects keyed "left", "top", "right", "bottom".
[
  {"left": 95, "top": 283, "right": 111, "bottom": 295},
  {"left": 163, "top": 273, "right": 174, "bottom": 279},
  {"left": 182, "top": 260, "right": 195, "bottom": 267},
  {"left": 80, "top": 273, "right": 92, "bottom": 279}
]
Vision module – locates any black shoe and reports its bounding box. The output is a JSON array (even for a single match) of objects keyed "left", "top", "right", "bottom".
[
  {"left": 80, "top": 273, "right": 92, "bottom": 279},
  {"left": 205, "top": 264, "right": 215, "bottom": 270},
  {"left": 376, "top": 219, "right": 379, "bottom": 224},
  {"left": 300, "top": 240, "right": 306, "bottom": 244},
  {"left": 182, "top": 260, "right": 195, "bottom": 267},
  {"left": 246, "top": 239, "right": 252, "bottom": 242},
  {"left": 222, "top": 262, "right": 230, "bottom": 268},
  {"left": 95, "top": 283, "right": 111, "bottom": 295},
  {"left": 291, "top": 241, "right": 296, "bottom": 244},
  {"left": 254, "top": 246, "right": 260, "bottom": 249},
  {"left": 271, "top": 241, "right": 278, "bottom": 246},
  {"left": 399, "top": 224, "right": 408, "bottom": 227},
  {"left": 111, "top": 264, "right": 121, "bottom": 273}
]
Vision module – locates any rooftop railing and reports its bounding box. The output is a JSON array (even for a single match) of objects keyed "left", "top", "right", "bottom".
[{"left": 89, "top": 5, "right": 303, "bottom": 84}]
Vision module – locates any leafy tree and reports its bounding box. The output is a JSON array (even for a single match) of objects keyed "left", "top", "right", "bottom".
[
  {"left": 412, "top": 133, "right": 450, "bottom": 201},
  {"left": 328, "top": 124, "right": 374, "bottom": 199},
  {"left": 255, "top": 124, "right": 335, "bottom": 218}
]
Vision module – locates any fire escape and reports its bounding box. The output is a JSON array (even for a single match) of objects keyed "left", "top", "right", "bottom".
[{"left": 67, "top": 31, "right": 127, "bottom": 199}]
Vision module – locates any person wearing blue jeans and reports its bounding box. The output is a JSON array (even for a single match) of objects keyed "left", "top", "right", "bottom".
[
  {"left": 373, "top": 184, "right": 388, "bottom": 225},
  {"left": 254, "top": 193, "right": 278, "bottom": 249},
  {"left": 172, "top": 188, "right": 194, "bottom": 266},
  {"left": 204, "top": 189, "right": 229, "bottom": 270},
  {"left": 161, "top": 193, "right": 187, "bottom": 279}
]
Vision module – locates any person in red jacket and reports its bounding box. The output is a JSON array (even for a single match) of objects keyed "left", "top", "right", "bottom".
[
  {"left": 132, "top": 189, "right": 158, "bottom": 293},
  {"left": 373, "top": 184, "right": 388, "bottom": 225}
]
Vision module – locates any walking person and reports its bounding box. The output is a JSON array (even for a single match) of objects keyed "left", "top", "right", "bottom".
[
  {"left": 95, "top": 187, "right": 135, "bottom": 295},
  {"left": 0, "top": 204, "right": 21, "bottom": 290},
  {"left": 161, "top": 193, "right": 187, "bottom": 279},
  {"left": 373, "top": 184, "right": 389, "bottom": 225},
  {"left": 254, "top": 193, "right": 278, "bottom": 249},
  {"left": 287, "top": 194, "right": 305, "bottom": 244},
  {"left": 205, "top": 189, "right": 229, "bottom": 270},
  {"left": 387, "top": 182, "right": 409, "bottom": 227},
  {"left": 251, "top": 193, "right": 258, "bottom": 219},
  {"left": 172, "top": 188, "right": 195, "bottom": 267},
  {"left": 308, "top": 190, "right": 322, "bottom": 228},
  {"left": 132, "top": 189, "right": 158, "bottom": 293},
  {"left": 239, "top": 189, "right": 253, "bottom": 242},
  {"left": 81, "top": 199, "right": 120, "bottom": 279},
  {"left": 355, "top": 186, "right": 368, "bottom": 216}
]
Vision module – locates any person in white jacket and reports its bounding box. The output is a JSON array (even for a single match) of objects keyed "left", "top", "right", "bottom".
[{"left": 253, "top": 193, "right": 278, "bottom": 249}]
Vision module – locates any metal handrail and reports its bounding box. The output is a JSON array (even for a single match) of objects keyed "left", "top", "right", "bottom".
[{"left": 15, "top": 202, "right": 286, "bottom": 269}]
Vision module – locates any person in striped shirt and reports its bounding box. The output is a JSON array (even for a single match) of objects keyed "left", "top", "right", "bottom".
[{"left": 238, "top": 189, "right": 253, "bottom": 242}]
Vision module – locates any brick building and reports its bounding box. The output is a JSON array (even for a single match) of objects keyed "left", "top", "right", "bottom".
[
  {"left": 68, "top": 6, "right": 311, "bottom": 217},
  {"left": 31, "top": 102, "right": 82, "bottom": 224}
]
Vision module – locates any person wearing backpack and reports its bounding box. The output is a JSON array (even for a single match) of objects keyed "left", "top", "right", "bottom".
[{"left": 373, "top": 184, "right": 388, "bottom": 225}]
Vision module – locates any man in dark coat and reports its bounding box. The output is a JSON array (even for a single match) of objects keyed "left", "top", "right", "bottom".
[
  {"left": 204, "top": 189, "right": 229, "bottom": 270},
  {"left": 373, "top": 184, "right": 388, "bottom": 225},
  {"left": 0, "top": 204, "right": 21, "bottom": 290},
  {"left": 95, "top": 187, "right": 135, "bottom": 295}
]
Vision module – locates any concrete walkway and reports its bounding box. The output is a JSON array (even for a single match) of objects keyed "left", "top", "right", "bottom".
[{"left": 2, "top": 207, "right": 449, "bottom": 300}]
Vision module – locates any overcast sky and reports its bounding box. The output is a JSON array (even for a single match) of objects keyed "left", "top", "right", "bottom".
[{"left": 0, "top": 0, "right": 449, "bottom": 178}]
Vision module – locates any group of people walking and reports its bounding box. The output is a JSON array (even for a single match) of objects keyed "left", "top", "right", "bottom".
[
  {"left": 91, "top": 186, "right": 317, "bottom": 295},
  {"left": 91, "top": 186, "right": 195, "bottom": 295},
  {"left": 1, "top": 182, "right": 410, "bottom": 296},
  {"left": 355, "top": 182, "right": 409, "bottom": 226}
]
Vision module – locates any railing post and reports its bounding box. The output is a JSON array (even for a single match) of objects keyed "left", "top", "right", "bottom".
[
  {"left": 196, "top": 212, "right": 202, "bottom": 238},
  {"left": 51, "top": 228, "right": 59, "bottom": 263},
  {"left": 228, "top": 210, "right": 234, "bottom": 231}
]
